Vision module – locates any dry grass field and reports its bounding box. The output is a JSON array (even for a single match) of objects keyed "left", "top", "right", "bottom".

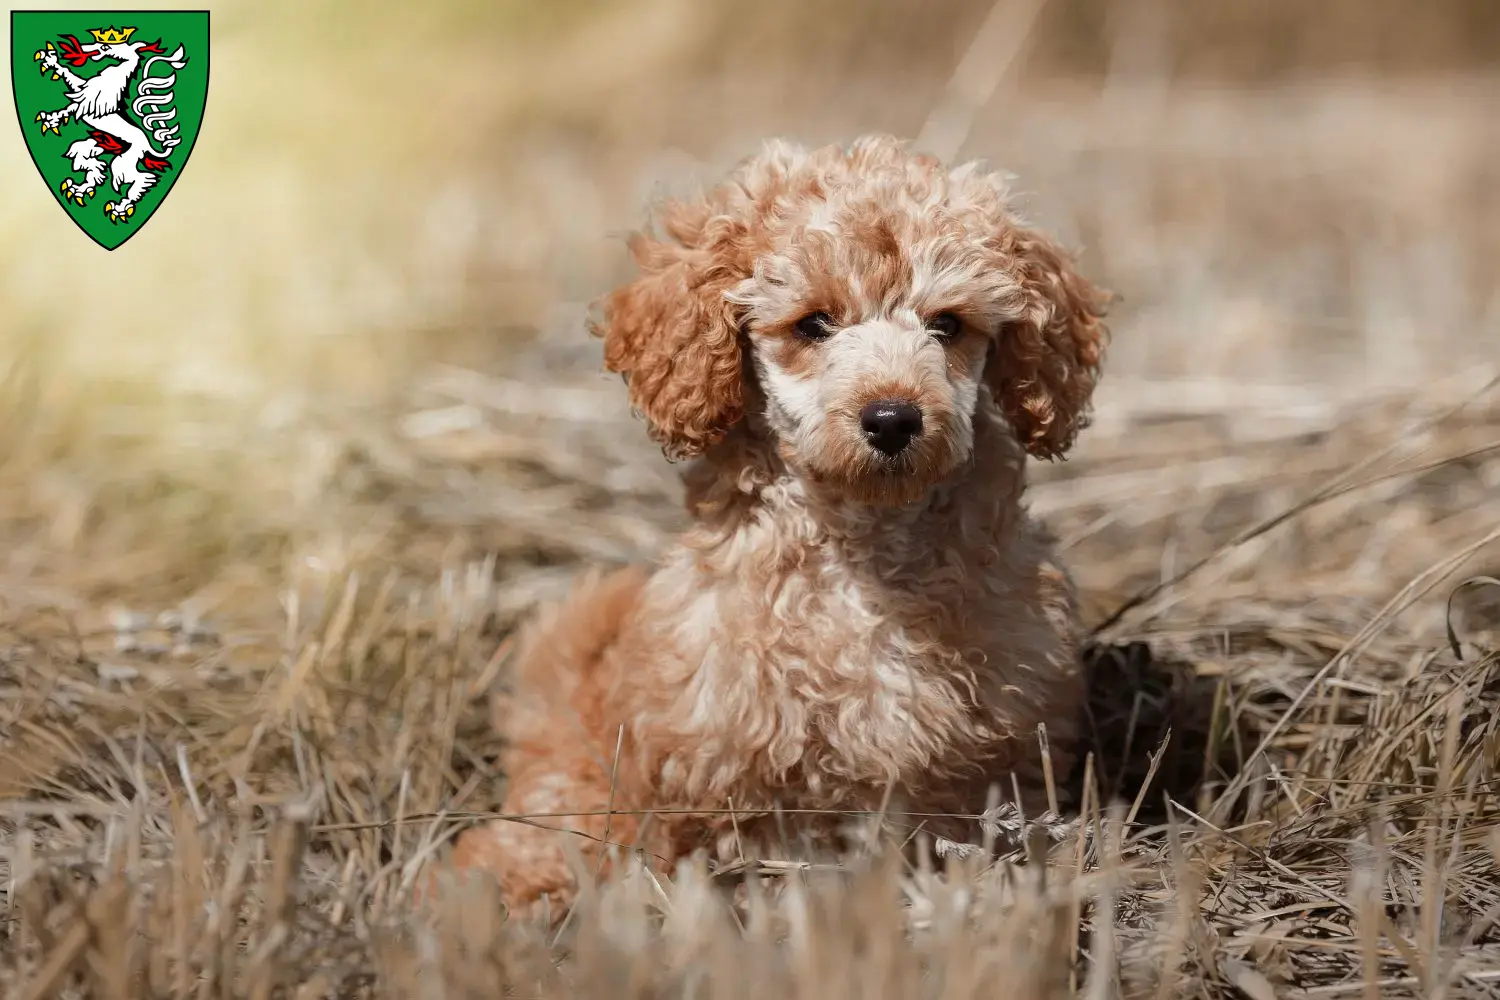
[{"left": 2, "top": 0, "right": 1499, "bottom": 996}]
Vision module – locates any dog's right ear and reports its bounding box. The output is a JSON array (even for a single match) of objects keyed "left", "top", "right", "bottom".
[{"left": 590, "top": 204, "right": 748, "bottom": 462}]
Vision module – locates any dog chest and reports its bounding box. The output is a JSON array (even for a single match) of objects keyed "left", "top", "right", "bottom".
[{"left": 659, "top": 557, "right": 995, "bottom": 793}]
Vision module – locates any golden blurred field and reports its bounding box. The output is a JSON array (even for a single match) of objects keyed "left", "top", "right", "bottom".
[{"left": 2, "top": 1, "right": 1499, "bottom": 997}]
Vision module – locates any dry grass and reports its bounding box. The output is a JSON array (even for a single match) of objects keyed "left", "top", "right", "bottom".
[
  {"left": 4, "top": 0, "right": 1500, "bottom": 996},
  {"left": 3, "top": 368, "right": 1498, "bottom": 999}
]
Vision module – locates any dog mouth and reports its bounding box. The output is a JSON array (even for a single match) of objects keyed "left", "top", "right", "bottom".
[
  {"left": 862, "top": 446, "right": 922, "bottom": 477},
  {"left": 791, "top": 413, "right": 960, "bottom": 505},
  {"left": 843, "top": 461, "right": 944, "bottom": 506}
]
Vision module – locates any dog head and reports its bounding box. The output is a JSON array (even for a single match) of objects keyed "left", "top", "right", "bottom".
[{"left": 593, "top": 135, "right": 1110, "bottom": 505}]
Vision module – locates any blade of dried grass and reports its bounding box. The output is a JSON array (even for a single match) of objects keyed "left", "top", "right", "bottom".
[
  {"left": 26, "top": 928, "right": 81, "bottom": 1000},
  {"left": 1038, "top": 722, "right": 1062, "bottom": 817},
  {"left": 551, "top": 723, "right": 628, "bottom": 948},
  {"left": 1445, "top": 576, "right": 1500, "bottom": 659},
  {"left": 1126, "top": 731, "right": 1172, "bottom": 830},
  {"left": 81, "top": 876, "right": 133, "bottom": 1000},
  {"left": 1416, "top": 690, "right": 1466, "bottom": 996},
  {"left": 1070, "top": 752, "right": 1098, "bottom": 996},
  {"left": 915, "top": 0, "right": 1051, "bottom": 162},
  {"left": 1350, "top": 815, "right": 1388, "bottom": 1000},
  {"left": 247, "top": 803, "right": 313, "bottom": 1000},
  {"left": 1153, "top": 802, "right": 1196, "bottom": 1000}
]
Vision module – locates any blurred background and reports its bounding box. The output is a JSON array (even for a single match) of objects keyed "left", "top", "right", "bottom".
[{"left": 2, "top": 0, "right": 1497, "bottom": 631}]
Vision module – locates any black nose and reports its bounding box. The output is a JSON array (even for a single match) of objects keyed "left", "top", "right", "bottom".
[{"left": 859, "top": 400, "right": 923, "bottom": 456}]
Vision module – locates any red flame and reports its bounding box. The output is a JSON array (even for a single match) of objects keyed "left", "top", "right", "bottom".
[
  {"left": 56, "top": 34, "right": 89, "bottom": 67},
  {"left": 88, "top": 130, "right": 125, "bottom": 155}
]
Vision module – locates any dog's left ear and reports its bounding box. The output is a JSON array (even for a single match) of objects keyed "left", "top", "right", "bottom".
[
  {"left": 985, "top": 228, "right": 1110, "bottom": 460},
  {"left": 590, "top": 204, "right": 747, "bottom": 462}
]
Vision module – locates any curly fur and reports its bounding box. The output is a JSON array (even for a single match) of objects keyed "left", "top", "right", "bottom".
[{"left": 447, "top": 134, "right": 1111, "bottom": 918}]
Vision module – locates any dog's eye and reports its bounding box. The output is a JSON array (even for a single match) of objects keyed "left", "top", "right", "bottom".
[
  {"left": 794, "top": 312, "right": 836, "bottom": 341},
  {"left": 928, "top": 312, "right": 963, "bottom": 340}
]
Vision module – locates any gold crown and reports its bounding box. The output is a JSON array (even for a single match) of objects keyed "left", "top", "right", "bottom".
[{"left": 88, "top": 26, "right": 136, "bottom": 44}]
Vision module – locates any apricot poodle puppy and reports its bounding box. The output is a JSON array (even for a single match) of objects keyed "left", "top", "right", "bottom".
[{"left": 448, "top": 134, "right": 1110, "bottom": 917}]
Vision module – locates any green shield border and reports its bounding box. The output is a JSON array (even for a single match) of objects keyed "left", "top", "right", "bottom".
[{"left": 10, "top": 9, "right": 210, "bottom": 250}]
